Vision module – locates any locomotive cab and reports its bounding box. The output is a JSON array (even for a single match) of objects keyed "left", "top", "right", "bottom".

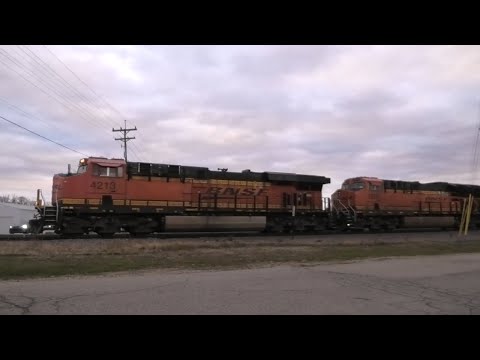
[
  {"left": 52, "top": 157, "right": 126, "bottom": 206},
  {"left": 40, "top": 157, "right": 128, "bottom": 236},
  {"left": 332, "top": 177, "right": 382, "bottom": 211},
  {"left": 331, "top": 177, "right": 384, "bottom": 229}
]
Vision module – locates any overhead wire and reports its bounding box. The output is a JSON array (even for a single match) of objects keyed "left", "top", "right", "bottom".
[
  {"left": 0, "top": 96, "right": 98, "bottom": 153},
  {"left": 16, "top": 45, "right": 122, "bottom": 135},
  {"left": 0, "top": 49, "right": 110, "bottom": 135},
  {"left": 0, "top": 48, "right": 115, "bottom": 137},
  {"left": 11, "top": 45, "right": 123, "bottom": 152},
  {"left": 0, "top": 96, "right": 58, "bottom": 132},
  {"left": 0, "top": 45, "right": 147, "bottom": 162},
  {"left": 0, "top": 48, "right": 141, "bottom": 160},
  {"left": 0, "top": 114, "right": 89, "bottom": 156},
  {"left": 43, "top": 45, "right": 143, "bottom": 157},
  {"left": 42, "top": 45, "right": 147, "bottom": 161}
]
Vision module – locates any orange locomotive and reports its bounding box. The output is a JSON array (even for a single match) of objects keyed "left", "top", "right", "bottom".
[
  {"left": 331, "top": 176, "right": 480, "bottom": 230},
  {"left": 29, "top": 157, "right": 331, "bottom": 236}
]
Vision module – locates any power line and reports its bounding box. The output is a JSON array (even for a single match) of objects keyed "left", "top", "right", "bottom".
[
  {"left": 17, "top": 46, "right": 121, "bottom": 133},
  {"left": 0, "top": 50, "right": 104, "bottom": 131},
  {"left": 1, "top": 45, "right": 146, "bottom": 162},
  {"left": 0, "top": 114, "right": 88, "bottom": 156},
  {"left": 127, "top": 144, "right": 142, "bottom": 161},
  {"left": 0, "top": 49, "right": 122, "bottom": 144},
  {"left": 13, "top": 45, "right": 121, "bottom": 145},
  {"left": 0, "top": 96, "right": 97, "bottom": 154},
  {"left": 0, "top": 48, "right": 111, "bottom": 132},
  {"left": 43, "top": 46, "right": 127, "bottom": 121},
  {"left": 42, "top": 45, "right": 147, "bottom": 161},
  {"left": 0, "top": 96, "right": 57, "bottom": 132},
  {"left": 43, "top": 45, "right": 147, "bottom": 161}
]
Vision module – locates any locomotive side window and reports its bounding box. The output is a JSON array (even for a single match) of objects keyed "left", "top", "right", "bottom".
[
  {"left": 93, "top": 165, "right": 124, "bottom": 177},
  {"left": 369, "top": 184, "right": 378, "bottom": 191}
]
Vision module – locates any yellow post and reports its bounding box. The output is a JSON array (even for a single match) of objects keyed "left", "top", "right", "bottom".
[
  {"left": 459, "top": 198, "right": 468, "bottom": 236},
  {"left": 35, "top": 189, "right": 44, "bottom": 209},
  {"left": 464, "top": 194, "right": 473, "bottom": 235}
]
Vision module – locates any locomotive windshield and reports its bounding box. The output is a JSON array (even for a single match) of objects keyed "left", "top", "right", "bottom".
[
  {"left": 77, "top": 165, "right": 88, "bottom": 174},
  {"left": 342, "top": 182, "right": 365, "bottom": 191},
  {"left": 350, "top": 182, "right": 365, "bottom": 191}
]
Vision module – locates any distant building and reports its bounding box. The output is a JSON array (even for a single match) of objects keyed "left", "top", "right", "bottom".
[{"left": 0, "top": 202, "right": 36, "bottom": 234}]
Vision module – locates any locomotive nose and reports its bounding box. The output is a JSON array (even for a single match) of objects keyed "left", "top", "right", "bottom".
[
  {"left": 332, "top": 189, "right": 353, "bottom": 202},
  {"left": 333, "top": 189, "right": 347, "bottom": 198}
]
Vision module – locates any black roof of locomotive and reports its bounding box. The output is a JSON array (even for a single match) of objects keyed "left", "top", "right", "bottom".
[
  {"left": 127, "top": 161, "right": 330, "bottom": 186},
  {"left": 383, "top": 179, "right": 480, "bottom": 197}
]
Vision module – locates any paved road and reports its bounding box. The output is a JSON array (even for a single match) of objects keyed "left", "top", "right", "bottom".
[{"left": 1, "top": 253, "right": 480, "bottom": 314}]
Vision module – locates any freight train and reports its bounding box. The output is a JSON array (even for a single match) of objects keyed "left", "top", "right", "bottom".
[{"left": 27, "top": 156, "right": 480, "bottom": 236}]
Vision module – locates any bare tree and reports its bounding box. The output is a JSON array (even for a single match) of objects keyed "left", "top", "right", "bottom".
[{"left": 0, "top": 194, "right": 35, "bottom": 205}]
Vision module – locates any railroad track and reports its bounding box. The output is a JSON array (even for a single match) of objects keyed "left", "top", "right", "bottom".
[{"left": 0, "top": 228, "right": 474, "bottom": 241}]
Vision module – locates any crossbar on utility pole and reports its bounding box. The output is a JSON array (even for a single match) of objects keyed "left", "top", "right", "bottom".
[{"left": 112, "top": 120, "right": 137, "bottom": 162}]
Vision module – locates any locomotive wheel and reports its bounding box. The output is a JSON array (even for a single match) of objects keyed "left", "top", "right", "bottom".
[{"left": 28, "top": 219, "right": 43, "bottom": 234}]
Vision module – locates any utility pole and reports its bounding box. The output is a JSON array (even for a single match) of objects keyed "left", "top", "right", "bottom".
[{"left": 112, "top": 120, "right": 137, "bottom": 162}]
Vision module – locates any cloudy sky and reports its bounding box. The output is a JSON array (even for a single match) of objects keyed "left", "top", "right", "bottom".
[{"left": 0, "top": 45, "right": 479, "bottom": 202}]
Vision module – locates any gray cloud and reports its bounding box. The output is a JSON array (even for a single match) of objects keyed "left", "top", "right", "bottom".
[{"left": 1, "top": 45, "right": 480, "bottom": 202}]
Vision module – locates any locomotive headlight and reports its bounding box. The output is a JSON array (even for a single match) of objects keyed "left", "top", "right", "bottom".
[{"left": 21, "top": 224, "right": 28, "bottom": 229}]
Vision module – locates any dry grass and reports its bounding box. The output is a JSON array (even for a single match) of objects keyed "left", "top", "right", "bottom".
[
  {"left": 0, "top": 237, "right": 315, "bottom": 257},
  {"left": 1, "top": 235, "right": 480, "bottom": 280},
  {"left": 0, "top": 238, "right": 258, "bottom": 256}
]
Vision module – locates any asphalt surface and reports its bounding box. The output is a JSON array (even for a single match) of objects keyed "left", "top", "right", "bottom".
[{"left": 1, "top": 253, "right": 480, "bottom": 314}]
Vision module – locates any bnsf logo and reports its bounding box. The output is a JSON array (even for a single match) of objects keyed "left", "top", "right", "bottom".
[{"left": 205, "top": 187, "right": 266, "bottom": 196}]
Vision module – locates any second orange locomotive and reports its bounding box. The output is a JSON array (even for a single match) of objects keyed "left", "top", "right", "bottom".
[{"left": 331, "top": 176, "right": 480, "bottom": 230}]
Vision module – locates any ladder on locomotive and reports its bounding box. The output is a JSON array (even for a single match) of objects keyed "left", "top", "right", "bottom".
[
  {"left": 34, "top": 189, "right": 58, "bottom": 231},
  {"left": 332, "top": 199, "right": 357, "bottom": 223}
]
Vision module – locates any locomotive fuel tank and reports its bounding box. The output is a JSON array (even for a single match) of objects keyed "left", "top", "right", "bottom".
[
  {"left": 164, "top": 215, "right": 266, "bottom": 231},
  {"left": 403, "top": 216, "right": 455, "bottom": 228}
]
